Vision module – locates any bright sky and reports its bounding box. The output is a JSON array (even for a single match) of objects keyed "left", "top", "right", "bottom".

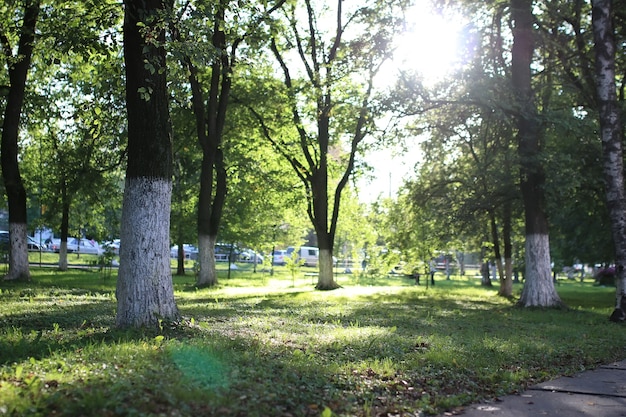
[
  {"left": 393, "top": 3, "right": 464, "bottom": 83},
  {"left": 358, "top": 2, "right": 465, "bottom": 203}
]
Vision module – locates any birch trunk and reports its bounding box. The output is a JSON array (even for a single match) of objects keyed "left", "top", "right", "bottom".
[{"left": 592, "top": 0, "right": 626, "bottom": 321}]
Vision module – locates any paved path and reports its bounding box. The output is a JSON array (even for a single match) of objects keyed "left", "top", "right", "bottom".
[{"left": 443, "top": 360, "right": 626, "bottom": 416}]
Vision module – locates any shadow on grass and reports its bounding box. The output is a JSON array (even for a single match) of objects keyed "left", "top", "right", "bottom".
[{"left": 1, "top": 273, "right": 623, "bottom": 416}]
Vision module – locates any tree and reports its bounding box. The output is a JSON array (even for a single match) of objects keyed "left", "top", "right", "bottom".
[
  {"left": 592, "top": 0, "right": 626, "bottom": 321},
  {"left": 413, "top": 99, "right": 519, "bottom": 294},
  {"left": 0, "top": 0, "right": 40, "bottom": 281},
  {"left": 534, "top": 0, "right": 624, "bottom": 272},
  {"left": 116, "top": 0, "right": 179, "bottom": 328},
  {"left": 3, "top": 0, "right": 125, "bottom": 272},
  {"left": 217, "top": 99, "right": 310, "bottom": 260},
  {"left": 170, "top": 106, "right": 200, "bottom": 276},
  {"left": 23, "top": 48, "right": 126, "bottom": 270},
  {"left": 510, "top": 0, "right": 562, "bottom": 307},
  {"left": 267, "top": 0, "right": 406, "bottom": 289},
  {"left": 171, "top": 0, "right": 285, "bottom": 287}
]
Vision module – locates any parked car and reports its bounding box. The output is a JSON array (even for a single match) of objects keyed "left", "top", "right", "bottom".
[
  {"left": 170, "top": 244, "right": 198, "bottom": 260},
  {"left": 101, "top": 239, "right": 120, "bottom": 255},
  {"left": 27, "top": 236, "right": 44, "bottom": 251},
  {"left": 272, "top": 249, "right": 287, "bottom": 265},
  {"left": 0, "top": 231, "right": 44, "bottom": 251},
  {"left": 286, "top": 246, "right": 319, "bottom": 267},
  {"left": 239, "top": 250, "right": 264, "bottom": 264},
  {"left": 215, "top": 243, "right": 239, "bottom": 262},
  {"left": 51, "top": 237, "right": 102, "bottom": 255},
  {"left": 67, "top": 238, "right": 102, "bottom": 255}
]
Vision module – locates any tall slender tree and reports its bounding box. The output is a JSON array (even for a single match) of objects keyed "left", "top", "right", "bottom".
[
  {"left": 171, "top": 0, "right": 285, "bottom": 287},
  {"left": 268, "top": 0, "right": 405, "bottom": 289},
  {"left": 116, "top": 0, "right": 179, "bottom": 328},
  {"left": 592, "top": 0, "right": 626, "bottom": 321},
  {"left": 0, "top": 0, "right": 40, "bottom": 281},
  {"left": 511, "top": 0, "right": 562, "bottom": 307}
]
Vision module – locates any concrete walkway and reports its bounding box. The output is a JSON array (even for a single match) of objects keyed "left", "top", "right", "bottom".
[{"left": 443, "top": 360, "right": 626, "bottom": 417}]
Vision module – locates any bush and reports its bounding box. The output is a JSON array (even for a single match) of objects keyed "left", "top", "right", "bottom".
[{"left": 594, "top": 267, "right": 615, "bottom": 286}]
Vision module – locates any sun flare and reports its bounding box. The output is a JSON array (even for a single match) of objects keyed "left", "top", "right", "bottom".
[{"left": 392, "top": 4, "right": 464, "bottom": 83}]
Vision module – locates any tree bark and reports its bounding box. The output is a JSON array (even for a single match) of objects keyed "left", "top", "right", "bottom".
[
  {"left": 511, "top": 0, "right": 563, "bottom": 307},
  {"left": 176, "top": 243, "right": 185, "bottom": 276},
  {"left": 488, "top": 210, "right": 504, "bottom": 282},
  {"left": 592, "top": 0, "right": 626, "bottom": 321},
  {"left": 312, "top": 131, "right": 339, "bottom": 290},
  {"left": 0, "top": 0, "right": 40, "bottom": 281},
  {"left": 58, "top": 195, "right": 70, "bottom": 271},
  {"left": 116, "top": 0, "right": 179, "bottom": 328},
  {"left": 499, "top": 200, "right": 514, "bottom": 297},
  {"left": 197, "top": 233, "right": 219, "bottom": 286}
]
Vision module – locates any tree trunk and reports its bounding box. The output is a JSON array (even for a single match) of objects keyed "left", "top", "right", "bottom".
[
  {"left": 488, "top": 210, "right": 504, "bottom": 282},
  {"left": 480, "top": 261, "right": 492, "bottom": 287},
  {"left": 511, "top": 0, "right": 562, "bottom": 308},
  {"left": 1, "top": 0, "right": 39, "bottom": 282},
  {"left": 312, "top": 159, "right": 339, "bottom": 290},
  {"left": 58, "top": 197, "right": 70, "bottom": 271},
  {"left": 176, "top": 243, "right": 185, "bottom": 276},
  {"left": 499, "top": 200, "right": 514, "bottom": 297},
  {"left": 172, "top": 175, "right": 186, "bottom": 276},
  {"left": 519, "top": 234, "right": 562, "bottom": 306},
  {"left": 195, "top": 149, "right": 226, "bottom": 287},
  {"left": 315, "top": 227, "right": 339, "bottom": 290},
  {"left": 197, "top": 233, "right": 219, "bottom": 287},
  {"left": 58, "top": 241, "right": 68, "bottom": 271},
  {"left": 180, "top": 6, "right": 230, "bottom": 288},
  {"left": 116, "top": 0, "right": 179, "bottom": 328},
  {"left": 592, "top": 0, "right": 626, "bottom": 321},
  {"left": 117, "top": 179, "right": 178, "bottom": 327}
]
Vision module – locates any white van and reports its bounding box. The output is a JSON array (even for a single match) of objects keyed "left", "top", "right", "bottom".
[{"left": 286, "top": 246, "right": 319, "bottom": 267}]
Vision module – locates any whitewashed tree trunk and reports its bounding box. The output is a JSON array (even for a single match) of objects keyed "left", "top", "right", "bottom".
[
  {"left": 592, "top": 0, "right": 626, "bottom": 321},
  {"left": 4, "top": 223, "right": 30, "bottom": 281},
  {"left": 1, "top": 2, "right": 38, "bottom": 282},
  {"left": 116, "top": 178, "right": 178, "bottom": 327},
  {"left": 317, "top": 248, "right": 336, "bottom": 289},
  {"left": 116, "top": 0, "right": 178, "bottom": 328},
  {"left": 511, "top": 0, "right": 562, "bottom": 307},
  {"left": 59, "top": 241, "right": 68, "bottom": 271},
  {"left": 197, "top": 233, "right": 218, "bottom": 287},
  {"left": 518, "top": 234, "right": 562, "bottom": 307}
]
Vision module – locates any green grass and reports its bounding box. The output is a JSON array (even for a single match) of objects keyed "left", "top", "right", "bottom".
[{"left": 0, "top": 268, "right": 624, "bottom": 416}]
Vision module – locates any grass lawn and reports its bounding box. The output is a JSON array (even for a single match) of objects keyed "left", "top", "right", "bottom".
[{"left": 0, "top": 266, "right": 624, "bottom": 416}]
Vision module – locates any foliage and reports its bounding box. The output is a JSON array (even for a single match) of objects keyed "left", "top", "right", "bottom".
[
  {"left": 259, "top": 0, "right": 412, "bottom": 289},
  {"left": 1, "top": 269, "right": 624, "bottom": 416},
  {"left": 284, "top": 250, "right": 304, "bottom": 285},
  {"left": 2, "top": 0, "right": 125, "bottom": 241}
]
